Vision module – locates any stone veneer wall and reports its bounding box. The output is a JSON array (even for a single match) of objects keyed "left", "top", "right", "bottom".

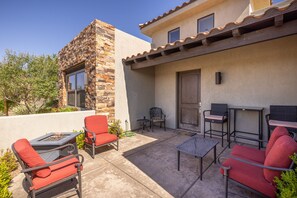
[
  {"left": 94, "top": 21, "right": 115, "bottom": 120},
  {"left": 58, "top": 19, "right": 115, "bottom": 120}
]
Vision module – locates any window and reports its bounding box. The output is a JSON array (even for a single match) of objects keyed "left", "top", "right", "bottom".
[
  {"left": 197, "top": 14, "right": 214, "bottom": 33},
  {"left": 66, "top": 69, "right": 86, "bottom": 108},
  {"left": 168, "top": 28, "right": 180, "bottom": 43}
]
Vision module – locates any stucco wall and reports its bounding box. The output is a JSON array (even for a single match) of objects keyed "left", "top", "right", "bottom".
[
  {"left": 0, "top": 110, "right": 95, "bottom": 149},
  {"left": 115, "top": 29, "right": 154, "bottom": 130},
  {"left": 151, "top": 0, "right": 250, "bottom": 48},
  {"left": 154, "top": 35, "right": 297, "bottom": 141}
]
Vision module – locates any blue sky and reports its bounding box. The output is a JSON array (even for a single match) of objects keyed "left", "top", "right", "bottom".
[
  {"left": 0, "top": 0, "right": 186, "bottom": 60},
  {"left": 0, "top": 0, "right": 285, "bottom": 60}
]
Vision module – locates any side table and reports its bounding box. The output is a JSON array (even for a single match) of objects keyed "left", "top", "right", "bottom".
[{"left": 137, "top": 117, "right": 150, "bottom": 132}]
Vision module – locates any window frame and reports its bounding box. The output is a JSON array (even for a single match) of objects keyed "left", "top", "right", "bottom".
[
  {"left": 66, "top": 68, "right": 86, "bottom": 108},
  {"left": 168, "top": 27, "right": 180, "bottom": 43},
  {"left": 197, "top": 13, "right": 215, "bottom": 33}
]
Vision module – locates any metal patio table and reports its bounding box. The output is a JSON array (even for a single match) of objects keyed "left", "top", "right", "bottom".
[
  {"left": 176, "top": 135, "right": 219, "bottom": 180},
  {"left": 228, "top": 106, "right": 264, "bottom": 149}
]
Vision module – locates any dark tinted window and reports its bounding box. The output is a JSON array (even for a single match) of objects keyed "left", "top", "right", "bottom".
[
  {"left": 67, "top": 70, "right": 85, "bottom": 108},
  {"left": 197, "top": 14, "right": 214, "bottom": 33},
  {"left": 168, "top": 28, "right": 180, "bottom": 43}
]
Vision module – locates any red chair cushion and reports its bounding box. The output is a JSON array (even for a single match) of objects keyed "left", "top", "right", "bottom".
[
  {"left": 231, "top": 145, "right": 265, "bottom": 163},
  {"left": 32, "top": 156, "right": 80, "bottom": 190},
  {"left": 85, "top": 133, "right": 118, "bottom": 146},
  {"left": 220, "top": 158, "right": 276, "bottom": 198},
  {"left": 85, "top": 115, "right": 108, "bottom": 135},
  {"left": 266, "top": 126, "right": 289, "bottom": 156},
  {"left": 264, "top": 135, "right": 297, "bottom": 183},
  {"left": 13, "top": 139, "right": 51, "bottom": 178}
]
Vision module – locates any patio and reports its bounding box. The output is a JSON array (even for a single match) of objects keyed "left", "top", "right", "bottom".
[{"left": 10, "top": 129, "right": 260, "bottom": 198}]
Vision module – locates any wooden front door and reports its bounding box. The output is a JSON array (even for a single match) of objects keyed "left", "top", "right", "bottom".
[{"left": 178, "top": 70, "right": 201, "bottom": 131}]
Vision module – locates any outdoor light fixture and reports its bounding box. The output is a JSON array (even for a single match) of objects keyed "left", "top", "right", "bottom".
[{"left": 215, "top": 72, "right": 222, "bottom": 84}]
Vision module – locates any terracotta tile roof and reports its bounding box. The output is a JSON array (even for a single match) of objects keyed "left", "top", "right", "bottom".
[
  {"left": 139, "top": 0, "right": 197, "bottom": 29},
  {"left": 123, "top": 0, "right": 297, "bottom": 65}
]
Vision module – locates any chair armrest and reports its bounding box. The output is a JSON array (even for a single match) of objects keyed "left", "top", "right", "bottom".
[
  {"left": 218, "top": 155, "right": 292, "bottom": 172},
  {"left": 217, "top": 156, "right": 231, "bottom": 176},
  {"left": 265, "top": 114, "right": 271, "bottom": 122},
  {"left": 223, "top": 111, "right": 228, "bottom": 118},
  {"left": 203, "top": 110, "right": 211, "bottom": 117},
  {"left": 38, "top": 144, "right": 75, "bottom": 155},
  {"left": 83, "top": 127, "right": 96, "bottom": 142},
  {"left": 21, "top": 154, "right": 84, "bottom": 173}
]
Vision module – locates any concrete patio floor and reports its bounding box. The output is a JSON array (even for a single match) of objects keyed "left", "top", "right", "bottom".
[{"left": 10, "top": 129, "right": 260, "bottom": 198}]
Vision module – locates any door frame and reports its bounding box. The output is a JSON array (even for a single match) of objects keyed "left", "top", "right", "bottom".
[{"left": 176, "top": 69, "right": 201, "bottom": 132}]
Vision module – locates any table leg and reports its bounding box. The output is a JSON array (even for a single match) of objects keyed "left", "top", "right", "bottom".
[
  {"left": 228, "top": 109, "right": 231, "bottom": 148},
  {"left": 234, "top": 110, "right": 237, "bottom": 143},
  {"left": 200, "top": 157, "right": 203, "bottom": 180},
  {"left": 214, "top": 146, "right": 217, "bottom": 164},
  {"left": 260, "top": 110, "right": 263, "bottom": 148},
  {"left": 178, "top": 151, "right": 180, "bottom": 171},
  {"left": 258, "top": 111, "right": 261, "bottom": 149},
  {"left": 142, "top": 122, "right": 144, "bottom": 133}
]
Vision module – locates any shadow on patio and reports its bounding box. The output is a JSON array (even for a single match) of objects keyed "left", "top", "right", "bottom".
[{"left": 10, "top": 129, "right": 260, "bottom": 198}]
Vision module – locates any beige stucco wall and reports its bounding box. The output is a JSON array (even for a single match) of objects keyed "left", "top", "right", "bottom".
[
  {"left": 154, "top": 35, "right": 297, "bottom": 141},
  {"left": 115, "top": 29, "right": 154, "bottom": 130},
  {"left": 151, "top": 0, "right": 250, "bottom": 48},
  {"left": 0, "top": 110, "right": 95, "bottom": 149}
]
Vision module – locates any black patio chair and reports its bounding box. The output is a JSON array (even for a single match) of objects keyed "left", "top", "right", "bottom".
[
  {"left": 203, "top": 103, "right": 228, "bottom": 147},
  {"left": 150, "top": 107, "right": 166, "bottom": 132},
  {"left": 266, "top": 105, "right": 297, "bottom": 138}
]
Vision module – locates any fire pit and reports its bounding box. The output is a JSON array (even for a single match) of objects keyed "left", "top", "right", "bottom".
[
  {"left": 30, "top": 132, "right": 81, "bottom": 162},
  {"left": 41, "top": 134, "right": 70, "bottom": 141}
]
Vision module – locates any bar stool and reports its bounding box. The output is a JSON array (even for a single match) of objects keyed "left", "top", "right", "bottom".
[{"left": 203, "top": 103, "right": 228, "bottom": 147}]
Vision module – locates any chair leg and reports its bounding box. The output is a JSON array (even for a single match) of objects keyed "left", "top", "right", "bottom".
[
  {"left": 203, "top": 120, "right": 206, "bottom": 138},
  {"left": 31, "top": 190, "right": 36, "bottom": 198},
  {"left": 210, "top": 122, "right": 212, "bottom": 138},
  {"left": 152, "top": 122, "right": 154, "bottom": 132},
  {"left": 224, "top": 175, "right": 229, "bottom": 198},
  {"left": 92, "top": 143, "right": 95, "bottom": 159},
  {"left": 227, "top": 121, "right": 230, "bottom": 148},
  {"left": 117, "top": 139, "right": 119, "bottom": 151},
  {"left": 221, "top": 123, "right": 224, "bottom": 147},
  {"left": 164, "top": 121, "right": 166, "bottom": 131},
  {"left": 78, "top": 165, "right": 82, "bottom": 198}
]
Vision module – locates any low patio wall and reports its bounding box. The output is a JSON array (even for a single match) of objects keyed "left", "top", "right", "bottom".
[{"left": 0, "top": 110, "right": 95, "bottom": 149}]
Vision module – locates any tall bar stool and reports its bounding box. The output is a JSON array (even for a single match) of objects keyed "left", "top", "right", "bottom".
[{"left": 203, "top": 103, "right": 228, "bottom": 147}]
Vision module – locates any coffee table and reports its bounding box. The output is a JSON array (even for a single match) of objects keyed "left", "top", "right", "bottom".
[{"left": 176, "top": 135, "right": 219, "bottom": 180}]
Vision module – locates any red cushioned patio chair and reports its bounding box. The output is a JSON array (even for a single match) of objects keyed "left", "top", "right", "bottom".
[
  {"left": 83, "top": 115, "right": 119, "bottom": 158},
  {"left": 231, "top": 126, "right": 290, "bottom": 164},
  {"left": 218, "top": 130, "right": 297, "bottom": 198},
  {"left": 12, "top": 139, "right": 84, "bottom": 198}
]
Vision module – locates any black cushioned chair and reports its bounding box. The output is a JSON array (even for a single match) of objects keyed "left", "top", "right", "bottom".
[
  {"left": 150, "top": 107, "right": 166, "bottom": 132},
  {"left": 266, "top": 105, "right": 297, "bottom": 138},
  {"left": 203, "top": 103, "right": 228, "bottom": 147}
]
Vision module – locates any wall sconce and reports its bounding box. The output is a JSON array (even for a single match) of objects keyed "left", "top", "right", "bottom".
[{"left": 215, "top": 72, "right": 222, "bottom": 84}]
